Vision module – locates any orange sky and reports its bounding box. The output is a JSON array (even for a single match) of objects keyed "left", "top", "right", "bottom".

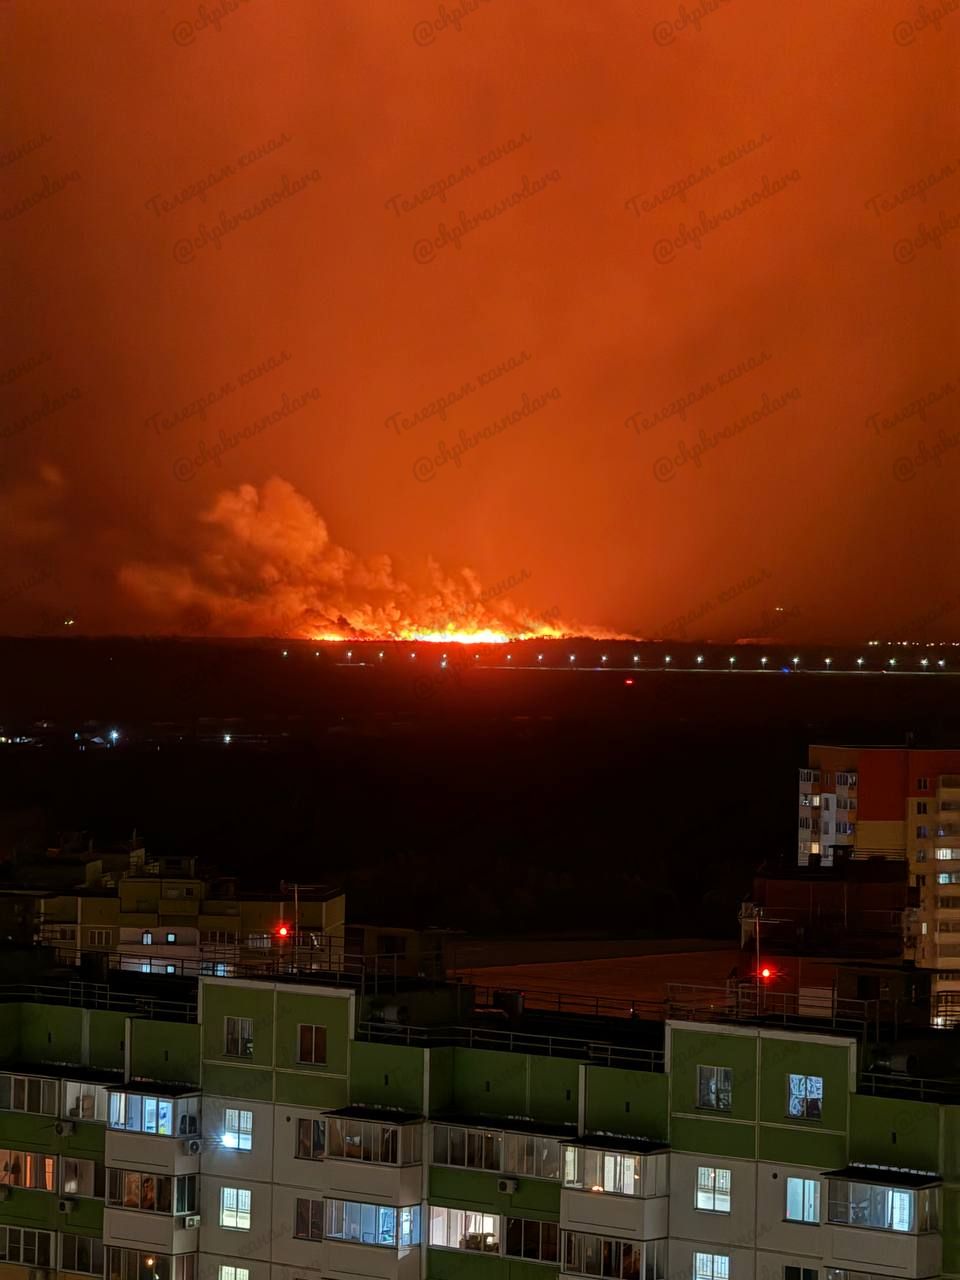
[{"left": 2, "top": 0, "right": 958, "bottom": 641}]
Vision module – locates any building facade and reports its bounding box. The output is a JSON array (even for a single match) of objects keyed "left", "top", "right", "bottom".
[
  {"left": 0, "top": 971, "right": 957, "bottom": 1280},
  {"left": 798, "top": 746, "right": 960, "bottom": 1016}
]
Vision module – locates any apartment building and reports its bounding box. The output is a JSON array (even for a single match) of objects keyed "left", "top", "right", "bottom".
[
  {"left": 797, "top": 745, "right": 960, "bottom": 1018},
  {"left": 6, "top": 851, "right": 347, "bottom": 976},
  {"left": 0, "top": 963, "right": 957, "bottom": 1280}
]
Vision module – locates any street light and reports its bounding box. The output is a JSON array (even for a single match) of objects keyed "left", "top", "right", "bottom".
[
  {"left": 857, "top": 657, "right": 864, "bottom": 668},
  {"left": 664, "top": 655, "right": 671, "bottom": 666},
  {"left": 889, "top": 658, "right": 896, "bottom": 667},
  {"left": 825, "top": 658, "right": 832, "bottom": 668},
  {"left": 696, "top": 655, "right": 704, "bottom": 665},
  {"left": 792, "top": 657, "right": 800, "bottom": 669},
  {"left": 761, "top": 656, "right": 768, "bottom": 667},
  {"left": 728, "top": 656, "right": 735, "bottom": 667}
]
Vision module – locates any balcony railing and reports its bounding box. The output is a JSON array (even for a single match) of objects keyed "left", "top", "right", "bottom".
[{"left": 665, "top": 982, "right": 878, "bottom": 1038}]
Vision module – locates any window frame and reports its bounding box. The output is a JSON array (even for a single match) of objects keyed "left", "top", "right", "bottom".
[
  {"left": 694, "top": 1252, "right": 730, "bottom": 1280},
  {"left": 222, "top": 1108, "right": 253, "bottom": 1151},
  {"left": 696, "top": 1165, "right": 732, "bottom": 1213},
  {"left": 785, "top": 1176, "right": 821, "bottom": 1224},
  {"left": 224, "top": 1016, "right": 254, "bottom": 1058},
  {"left": 297, "top": 1023, "right": 327, "bottom": 1065},
  {"left": 697, "top": 1065, "right": 733, "bottom": 1112},
  {"left": 219, "top": 1185, "right": 252, "bottom": 1231},
  {"left": 787, "top": 1074, "right": 823, "bottom": 1121}
]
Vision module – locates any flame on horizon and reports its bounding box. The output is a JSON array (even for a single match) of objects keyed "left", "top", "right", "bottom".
[{"left": 119, "top": 478, "right": 611, "bottom": 642}]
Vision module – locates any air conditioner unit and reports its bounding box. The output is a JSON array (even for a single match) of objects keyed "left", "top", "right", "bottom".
[
  {"left": 183, "top": 1214, "right": 201, "bottom": 1229},
  {"left": 58, "top": 1198, "right": 77, "bottom": 1214},
  {"left": 497, "top": 1177, "right": 519, "bottom": 1194},
  {"left": 0, "top": 1186, "right": 11, "bottom": 1201},
  {"left": 182, "top": 1138, "right": 202, "bottom": 1156},
  {"left": 55, "top": 1120, "right": 76, "bottom": 1137}
]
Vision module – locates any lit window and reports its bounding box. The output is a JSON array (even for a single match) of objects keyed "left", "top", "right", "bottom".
[
  {"left": 786, "top": 1177, "right": 820, "bottom": 1223},
  {"left": 562, "top": 1146, "right": 666, "bottom": 1197},
  {"left": 219, "top": 1186, "right": 251, "bottom": 1230},
  {"left": 827, "top": 1179, "right": 936, "bottom": 1232},
  {"left": 223, "top": 1109, "right": 253, "bottom": 1151},
  {"left": 696, "top": 1166, "right": 731, "bottom": 1212},
  {"left": 166, "top": 933, "right": 176, "bottom": 943},
  {"left": 325, "top": 1199, "right": 418, "bottom": 1247},
  {"left": 697, "top": 1065, "right": 732, "bottom": 1111},
  {"left": 142, "top": 932, "right": 153, "bottom": 945},
  {"left": 788, "top": 1074, "right": 822, "bottom": 1120},
  {"left": 430, "top": 1206, "right": 499, "bottom": 1252},
  {"left": 695, "top": 1252, "right": 729, "bottom": 1280},
  {"left": 219, "top": 1269, "right": 249, "bottom": 1280},
  {"left": 936, "top": 849, "right": 955, "bottom": 860}
]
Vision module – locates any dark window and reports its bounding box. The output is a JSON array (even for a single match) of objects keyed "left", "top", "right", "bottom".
[
  {"left": 294, "top": 1197, "right": 324, "bottom": 1241},
  {"left": 297, "top": 1024, "right": 327, "bottom": 1064},
  {"left": 296, "top": 1118, "right": 325, "bottom": 1160}
]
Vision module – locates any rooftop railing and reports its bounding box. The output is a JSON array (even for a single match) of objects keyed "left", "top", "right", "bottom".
[
  {"left": 0, "top": 981, "right": 197, "bottom": 1022},
  {"left": 355, "top": 1019, "right": 665, "bottom": 1071}
]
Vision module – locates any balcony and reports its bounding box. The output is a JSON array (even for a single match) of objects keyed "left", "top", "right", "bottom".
[
  {"left": 823, "top": 1167, "right": 941, "bottom": 1280},
  {"left": 322, "top": 1108, "right": 423, "bottom": 1204},
  {"left": 823, "top": 1223, "right": 941, "bottom": 1278},
  {"left": 106, "top": 1088, "right": 201, "bottom": 1176},
  {"left": 103, "top": 1208, "right": 199, "bottom": 1254},
  {"left": 322, "top": 1239, "right": 421, "bottom": 1280},
  {"left": 560, "top": 1142, "right": 669, "bottom": 1241}
]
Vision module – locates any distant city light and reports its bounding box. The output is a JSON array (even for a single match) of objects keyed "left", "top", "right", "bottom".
[
  {"left": 792, "top": 657, "right": 799, "bottom": 667},
  {"left": 109, "top": 729, "right": 119, "bottom": 743},
  {"left": 728, "top": 656, "right": 735, "bottom": 666},
  {"left": 857, "top": 657, "right": 864, "bottom": 667},
  {"left": 696, "top": 655, "right": 704, "bottom": 664},
  {"left": 633, "top": 655, "right": 639, "bottom": 663},
  {"left": 664, "top": 655, "right": 671, "bottom": 665},
  {"left": 761, "top": 657, "right": 768, "bottom": 667},
  {"left": 921, "top": 658, "right": 929, "bottom": 667},
  {"left": 537, "top": 654, "right": 544, "bottom": 663},
  {"left": 223, "top": 734, "right": 231, "bottom": 744},
  {"left": 825, "top": 658, "right": 832, "bottom": 667},
  {"left": 281, "top": 650, "right": 288, "bottom": 658},
  {"left": 889, "top": 659, "right": 896, "bottom": 667},
  {"left": 601, "top": 655, "right": 608, "bottom": 664}
]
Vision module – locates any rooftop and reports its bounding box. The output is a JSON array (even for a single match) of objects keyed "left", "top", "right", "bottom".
[{"left": 824, "top": 1164, "right": 941, "bottom": 1188}]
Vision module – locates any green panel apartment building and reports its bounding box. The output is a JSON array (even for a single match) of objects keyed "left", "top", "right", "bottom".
[{"left": 0, "top": 970, "right": 956, "bottom": 1280}]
